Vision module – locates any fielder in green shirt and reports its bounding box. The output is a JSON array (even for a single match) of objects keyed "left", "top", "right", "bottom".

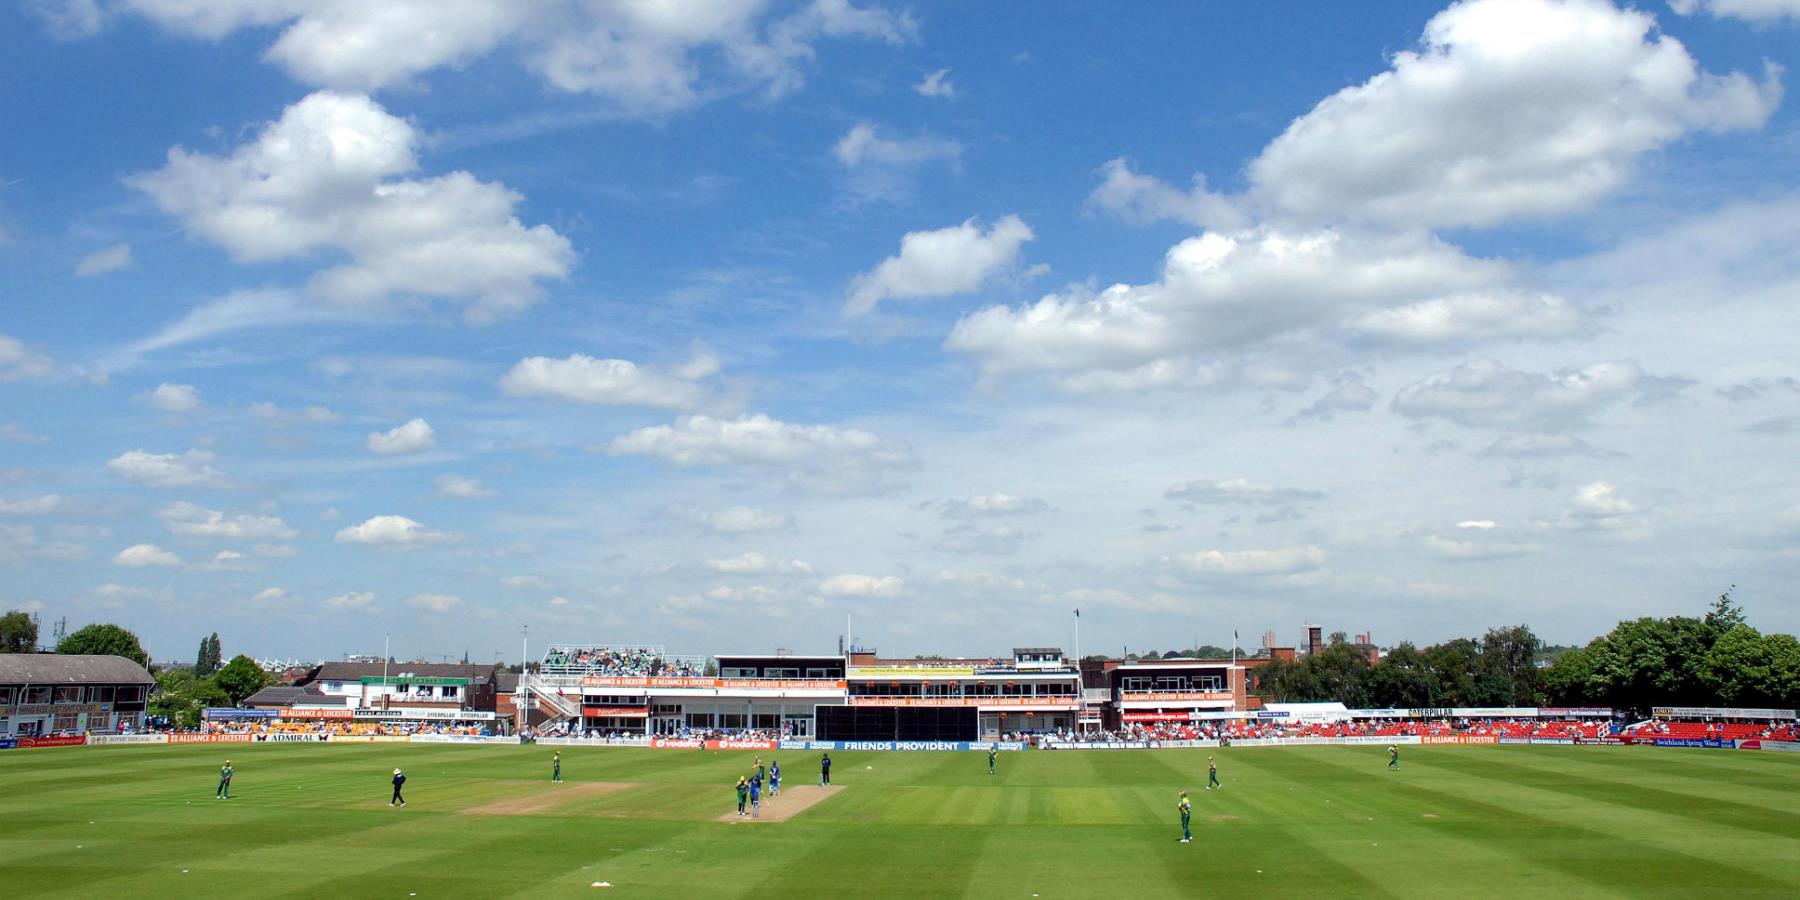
[
  {"left": 988, "top": 746, "right": 998, "bottom": 775},
  {"left": 216, "top": 760, "right": 233, "bottom": 800},
  {"left": 735, "top": 776, "right": 749, "bottom": 817},
  {"left": 1177, "top": 791, "right": 1192, "bottom": 843}
]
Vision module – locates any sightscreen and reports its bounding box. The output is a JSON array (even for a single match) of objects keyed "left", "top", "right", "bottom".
[{"left": 816, "top": 705, "right": 976, "bottom": 741}]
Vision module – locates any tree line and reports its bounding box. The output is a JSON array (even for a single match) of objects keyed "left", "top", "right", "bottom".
[
  {"left": 1253, "top": 594, "right": 1799, "bottom": 715},
  {"left": 0, "top": 614, "right": 272, "bottom": 729}
]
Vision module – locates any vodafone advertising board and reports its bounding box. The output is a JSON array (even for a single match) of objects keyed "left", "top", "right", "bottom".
[{"left": 647, "top": 738, "right": 778, "bottom": 750}]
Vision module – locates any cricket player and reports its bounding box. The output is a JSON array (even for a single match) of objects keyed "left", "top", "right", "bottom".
[
  {"left": 735, "top": 776, "right": 749, "bottom": 816},
  {"left": 1207, "top": 756, "right": 1221, "bottom": 790},
  {"left": 216, "top": 760, "right": 233, "bottom": 800},
  {"left": 988, "top": 746, "right": 997, "bottom": 775},
  {"left": 1177, "top": 791, "right": 1192, "bottom": 843},
  {"left": 552, "top": 751, "right": 562, "bottom": 783},
  {"left": 391, "top": 768, "right": 407, "bottom": 807},
  {"left": 769, "top": 760, "right": 781, "bottom": 796},
  {"left": 749, "top": 773, "right": 762, "bottom": 817},
  {"left": 1387, "top": 744, "right": 1399, "bottom": 770},
  {"left": 820, "top": 752, "right": 831, "bottom": 785},
  {"left": 755, "top": 758, "right": 766, "bottom": 786}
]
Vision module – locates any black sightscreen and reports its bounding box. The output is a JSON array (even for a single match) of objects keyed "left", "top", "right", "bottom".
[{"left": 816, "top": 705, "right": 976, "bottom": 741}]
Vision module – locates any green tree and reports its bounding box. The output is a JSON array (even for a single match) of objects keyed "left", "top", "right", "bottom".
[
  {"left": 1699, "top": 624, "right": 1769, "bottom": 706},
  {"left": 149, "top": 670, "right": 228, "bottom": 730},
  {"left": 1703, "top": 589, "right": 1747, "bottom": 637},
  {"left": 1541, "top": 645, "right": 1599, "bottom": 706},
  {"left": 1759, "top": 634, "right": 1800, "bottom": 709},
  {"left": 56, "top": 623, "right": 148, "bottom": 666},
  {"left": 1253, "top": 656, "right": 1322, "bottom": 702},
  {"left": 195, "top": 633, "right": 222, "bottom": 676},
  {"left": 1313, "top": 640, "right": 1374, "bottom": 708},
  {"left": 1423, "top": 638, "right": 1482, "bottom": 706},
  {"left": 1, "top": 610, "right": 38, "bottom": 652},
  {"left": 1479, "top": 624, "right": 1544, "bottom": 706},
  {"left": 214, "top": 655, "right": 271, "bottom": 705},
  {"left": 1367, "top": 642, "right": 1440, "bottom": 708}
]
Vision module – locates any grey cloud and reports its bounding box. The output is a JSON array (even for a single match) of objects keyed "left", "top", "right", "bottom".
[
  {"left": 1294, "top": 382, "right": 1377, "bottom": 422},
  {"left": 1166, "top": 478, "right": 1323, "bottom": 506},
  {"left": 1393, "top": 359, "right": 1690, "bottom": 432}
]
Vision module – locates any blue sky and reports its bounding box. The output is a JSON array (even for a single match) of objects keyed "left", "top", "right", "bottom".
[{"left": 3, "top": 0, "right": 1798, "bottom": 665}]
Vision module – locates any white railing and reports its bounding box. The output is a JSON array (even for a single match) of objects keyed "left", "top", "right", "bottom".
[{"left": 521, "top": 675, "right": 579, "bottom": 720}]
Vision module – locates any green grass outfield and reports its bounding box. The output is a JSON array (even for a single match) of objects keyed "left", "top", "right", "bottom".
[{"left": 4, "top": 743, "right": 1798, "bottom": 899}]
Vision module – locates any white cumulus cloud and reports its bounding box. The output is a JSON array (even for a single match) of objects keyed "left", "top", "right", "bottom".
[
  {"left": 1087, "top": 158, "right": 1246, "bottom": 231},
  {"left": 1670, "top": 0, "right": 1800, "bottom": 24},
  {"left": 140, "top": 383, "right": 202, "bottom": 413},
  {"left": 1175, "top": 546, "right": 1325, "bottom": 576},
  {"left": 130, "top": 91, "right": 573, "bottom": 322},
  {"left": 914, "top": 67, "right": 955, "bottom": 98},
  {"left": 847, "top": 215, "right": 1033, "bottom": 316},
  {"left": 819, "top": 573, "right": 904, "bottom": 597},
  {"left": 610, "top": 414, "right": 910, "bottom": 493},
  {"left": 333, "top": 515, "right": 446, "bottom": 545},
  {"left": 107, "top": 449, "right": 232, "bottom": 488},
  {"left": 946, "top": 228, "right": 1569, "bottom": 384},
  {"left": 834, "top": 122, "right": 961, "bottom": 169},
  {"left": 114, "top": 543, "right": 181, "bottom": 568},
  {"left": 501, "top": 351, "right": 716, "bottom": 410},
  {"left": 406, "top": 592, "right": 461, "bottom": 613},
  {"left": 0, "top": 333, "right": 55, "bottom": 382},
  {"left": 676, "top": 505, "right": 793, "bottom": 533},
  {"left": 323, "top": 590, "right": 376, "bottom": 610},
  {"left": 159, "top": 501, "right": 295, "bottom": 540},
  {"left": 1243, "top": 0, "right": 1782, "bottom": 228},
  {"left": 74, "top": 243, "right": 133, "bottom": 276},
  {"left": 435, "top": 474, "right": 496, "bottom": 499},
  {"left": 0, "top": 495, "right": 63, "bottom": 515},
  {"left": 705, "top": 552, "right": 814, "bottom": 575},
  {"left": 367, "top": 418, "right": 436, "bottom": 455},
  {"left": 52, "top": 1, "right": 915, "bottom": 114}
]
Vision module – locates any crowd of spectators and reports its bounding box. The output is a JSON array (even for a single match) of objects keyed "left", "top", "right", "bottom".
[
  {"left": 522, "top": 723, "right": 788, "bottom": 742},
  {"left": 1623, "top": 720, "right": 1796, "bottom": 741},
  {"left": 168, "top": 720, "right": 494, "bottom": 737},
  {"left": 540, "top": 645, "right": 703, "bottom": 677},
  {"left": 1046, "top": 717, "right": 1620, "bottom": 743}
]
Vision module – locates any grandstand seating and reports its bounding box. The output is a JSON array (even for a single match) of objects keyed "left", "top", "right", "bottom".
[
  {"left": 1625, "top": 721, "right": 1774, "bottom": 740},
  {"left": 539, "top": 645, "right": 705, "bottom": 677}
]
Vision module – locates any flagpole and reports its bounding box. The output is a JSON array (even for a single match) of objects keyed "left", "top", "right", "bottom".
[
  {"left": 1073, "top": 609, "right": 1083, "bottom": 734},
  {"left": 1231, "top": 629, "right": 1239, "bottom": 715}
]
